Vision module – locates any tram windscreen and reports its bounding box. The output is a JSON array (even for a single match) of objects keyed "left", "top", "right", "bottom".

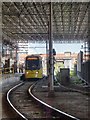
[{"left": 26, "top": 58, "right": 40, "bottom": 70}]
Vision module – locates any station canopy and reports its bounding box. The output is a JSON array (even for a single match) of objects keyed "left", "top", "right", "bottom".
[{"left": 2, "top": 2, "right": 89, "bottom": 47}]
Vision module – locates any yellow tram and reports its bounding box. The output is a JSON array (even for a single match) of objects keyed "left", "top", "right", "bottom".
[{"left": 25, "top": 55, "right": 43, "bottom": 79}]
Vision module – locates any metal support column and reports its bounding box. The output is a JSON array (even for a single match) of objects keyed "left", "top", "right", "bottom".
[
  {"left": 88, "top": 6, "right": 90, "bottom": 61},
  {"left": 15, "top": 46, "right": 18, "bottom": 73},
  {"left": 84, "top": 42, "right": 86, "bottom": 62},
  {"left": 0, "top": 1, "right": 2, "bottom": 66},
  {"left": 48, "top": 2, "right": 54, "bottom": 96},
  {"left": 46, "top": 39, "right": 48, "bottom": 76},
  {"left": 46, "top": 22, "right": 49, "bottom": 77},
  {"left": 88, "top": 41, "right": 90, "bottom": 60}
]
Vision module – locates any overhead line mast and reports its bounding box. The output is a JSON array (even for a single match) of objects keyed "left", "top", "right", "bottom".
[{"left": 48, "top": 2, "right": 54, "bottom": 96}]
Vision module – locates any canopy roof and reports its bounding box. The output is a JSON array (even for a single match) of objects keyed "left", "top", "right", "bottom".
[{"left": 2, "top": 2, "right": 89, "bottom": 46}]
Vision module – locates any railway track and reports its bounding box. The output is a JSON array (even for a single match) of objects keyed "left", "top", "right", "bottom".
[{"left": 7, "top": 80, "right": 79, "bottom": 120}]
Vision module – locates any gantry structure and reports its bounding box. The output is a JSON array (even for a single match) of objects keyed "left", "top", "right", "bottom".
[
  {"left": 1, "top": 1, "right": 90, "bottom": 93},
  {"left": 2, "top": 2, "right": 89, "bottom": 47}
]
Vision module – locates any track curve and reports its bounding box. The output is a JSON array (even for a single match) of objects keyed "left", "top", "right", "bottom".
[
  {"left": 29, "top": 82, "right": 79, "bottom": 120},
  {"left": 7, "top": 82, "right": 28, "bottom": 120},
  {"left": 7, "top": 80, "right": 80, "bottom": 120}
]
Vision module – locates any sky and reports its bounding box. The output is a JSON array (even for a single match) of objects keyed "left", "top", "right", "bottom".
[{"left": 28, "top": 43, "right": 83, "bottom": 54}]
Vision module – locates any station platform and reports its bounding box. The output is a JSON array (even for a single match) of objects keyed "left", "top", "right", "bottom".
[{"left": 32, "top": 78, "right": 90, "bottom": 120}]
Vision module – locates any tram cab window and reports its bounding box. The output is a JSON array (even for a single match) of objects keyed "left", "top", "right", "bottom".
[{"left": 26, "top": 59, "right": 40, "bottom": 70}]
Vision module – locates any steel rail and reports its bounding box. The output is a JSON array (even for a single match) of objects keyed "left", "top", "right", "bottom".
[
  {"left": 7, "top": 79, "right": 80, "bottom": 120},
  {"left": 29, "top": 83, "right": 80, "bottom": 120},
  {"left": 7, "top": 82, "right": 28, "bottom": 120}
]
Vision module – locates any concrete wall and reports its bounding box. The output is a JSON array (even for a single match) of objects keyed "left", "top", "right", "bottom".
[
  {"left": 77, "top": 51, "right": 83, "bottom": 72},
  {"left": 77, "top": 60, "right": 90, "bottom": 84},
  {"left": 77, "top": 51, "right": 90, "bottom": 84},
  {"left": 60, "top": 68, "right": 70, "bottom": 85},
  {"left": 81, "top": 60, "right": 90, "bottom": 84},
  {"left": 64, "top": 59, "right": 72, "bottom": 69}
]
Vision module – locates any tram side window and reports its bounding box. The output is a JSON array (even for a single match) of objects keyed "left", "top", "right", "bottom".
[{"left": 39, "top": 60, "right": 42, "bottom": 68}]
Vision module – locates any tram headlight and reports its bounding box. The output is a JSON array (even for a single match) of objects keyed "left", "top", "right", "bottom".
[
  {"left": 36, "top": 71, "right": 38, "bottom": 74},
  {"left": 26, "top": 72, "right": 29, "bottom": 74}
]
